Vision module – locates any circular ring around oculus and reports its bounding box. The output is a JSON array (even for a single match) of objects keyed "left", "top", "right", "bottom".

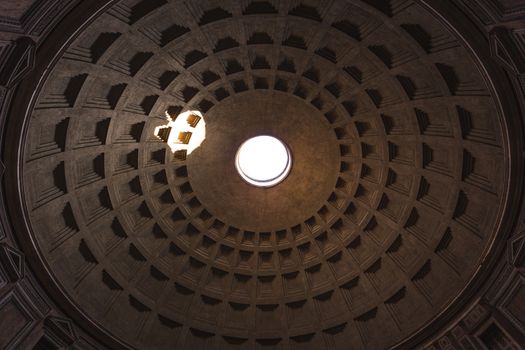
[{"left": 235, "top": 135, "right": 292, "bottom": 187}]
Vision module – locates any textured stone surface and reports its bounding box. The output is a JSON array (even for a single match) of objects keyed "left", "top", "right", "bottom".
[{"left": 0, "top": 0, "right": 34, "bottom": 19}]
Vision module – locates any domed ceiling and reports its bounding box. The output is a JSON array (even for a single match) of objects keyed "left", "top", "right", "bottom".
[{"left": 19, "top": 0, "right": 511, "bottom": 348}]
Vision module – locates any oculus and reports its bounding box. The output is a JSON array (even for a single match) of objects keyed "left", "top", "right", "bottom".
[{"left": 235, "top": 135, "right": 292, "bottom": 187}]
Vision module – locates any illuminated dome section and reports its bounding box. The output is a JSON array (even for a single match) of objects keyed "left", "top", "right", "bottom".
[
  {"left": 236, "top": 136, "right": 291, "bottom": 187},
  {"left": 154, "top": 110, "right": 206, "bottom": 157}
]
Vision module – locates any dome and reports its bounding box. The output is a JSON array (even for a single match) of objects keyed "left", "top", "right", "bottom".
[{"left": 1, "top": 1, "right": 525, "bottom": 349}]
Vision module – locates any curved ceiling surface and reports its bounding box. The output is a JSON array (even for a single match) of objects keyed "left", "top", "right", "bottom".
[{"left": 19, "top": 0, "right": 512, "bottom": 349}]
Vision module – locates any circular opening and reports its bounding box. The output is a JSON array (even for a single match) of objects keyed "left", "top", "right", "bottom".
[{"left": 236, "top": 135, "right": 292, "bottom": 187}]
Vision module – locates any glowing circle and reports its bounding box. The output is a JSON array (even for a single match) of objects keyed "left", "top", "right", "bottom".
[{"left": 235, "top": 136, "right": 291, "bottom": 187}]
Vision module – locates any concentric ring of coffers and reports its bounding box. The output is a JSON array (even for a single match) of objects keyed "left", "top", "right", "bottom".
[{"left": 21, "top": 0, "right": 509, "bottom": 349}]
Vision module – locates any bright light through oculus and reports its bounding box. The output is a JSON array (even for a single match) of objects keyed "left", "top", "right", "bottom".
[{"left": 236, "top": 136, "right": 291, "bottom": 187}]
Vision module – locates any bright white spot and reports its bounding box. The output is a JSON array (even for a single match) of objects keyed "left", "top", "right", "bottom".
[
  {"left": 154, "top": 110, "right": 206, "bottom": 156},
  {"left": 236, "top": 136, "right": 291, "bottom": 187}
]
